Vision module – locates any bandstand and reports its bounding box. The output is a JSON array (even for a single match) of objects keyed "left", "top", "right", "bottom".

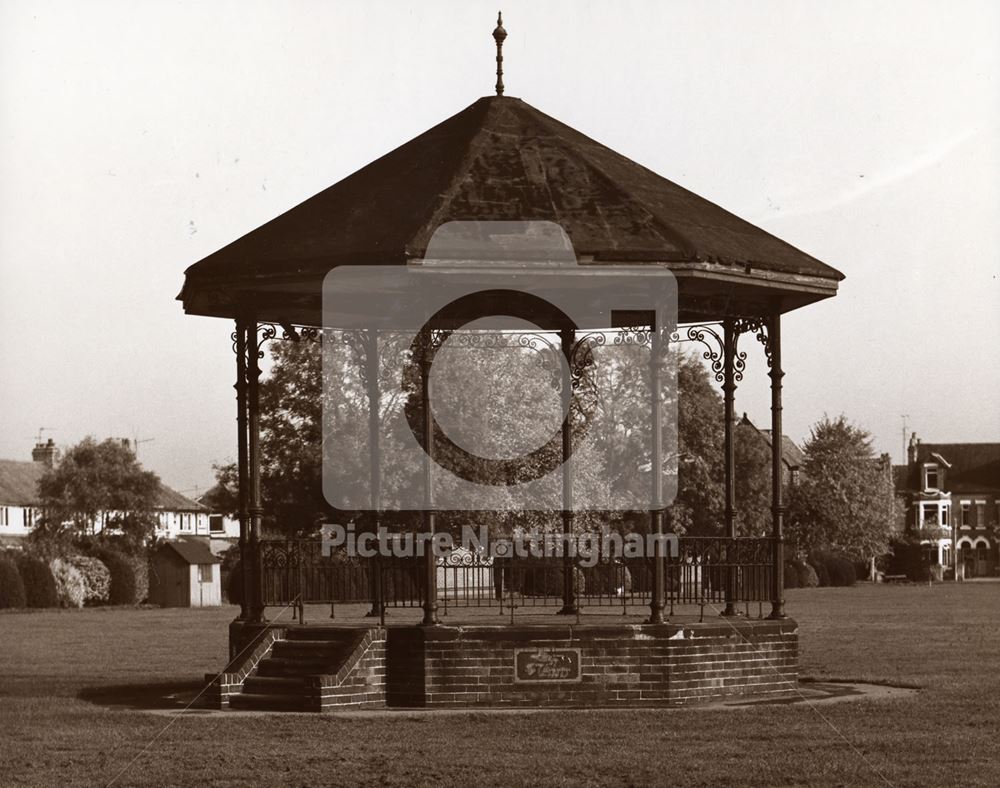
[{"left": 181, "top": 16, "right": 842, "bottom": 711}]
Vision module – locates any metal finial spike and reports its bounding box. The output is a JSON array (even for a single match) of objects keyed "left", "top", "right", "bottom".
[{"left": 492, "top": 11, "right": 507, "bottom": 96}]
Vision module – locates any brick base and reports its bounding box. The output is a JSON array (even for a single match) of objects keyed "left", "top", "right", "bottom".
[
  {"left": 386, "top": 619, "right": 797, "bottom": 707},
  {"left": 221, "top": 618, "right": 797, "bottom": 710}
]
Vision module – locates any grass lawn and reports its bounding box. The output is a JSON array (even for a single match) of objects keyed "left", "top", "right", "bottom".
[{"left": 1, "top": 583, "right": 998, "bottom": 787}]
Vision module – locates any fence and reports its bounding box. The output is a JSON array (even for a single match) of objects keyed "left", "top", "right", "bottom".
[{"left": 257, "top": 535, "right": 774, "bottom": 618}]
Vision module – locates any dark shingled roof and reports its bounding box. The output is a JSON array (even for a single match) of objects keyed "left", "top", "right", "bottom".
[
  {"left": 155, "top": 485, "right": 206, "bottom": 512},
  {"left": 0, "top": 460, "right": 45, "bottom": 506},
  {"left": 0, "top": 458, "right": 205, "bottom": 512},
  {"left": 183, "top": 95, "right": 844, "bottom": 287},
  {"left": 160, "top": 539, "right": 221, "bottom": 565},
  {"left": 912, "top": 443, "right": 1000, "bottom": 495}
]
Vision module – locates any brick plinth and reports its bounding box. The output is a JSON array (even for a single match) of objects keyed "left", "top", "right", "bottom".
[{"left": 386, "top": 619, "right": 797, "bottom": 708}]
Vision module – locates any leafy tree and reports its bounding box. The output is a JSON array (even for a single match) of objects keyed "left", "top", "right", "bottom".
[
  {"left": 786, "top": 415, "right": 898, "bottom": 560},
  {"left": 33, "top": 437, "right": 161, "bottom": 549}
]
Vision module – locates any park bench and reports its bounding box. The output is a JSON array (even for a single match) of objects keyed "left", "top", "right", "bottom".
[{"left": 882, "top": 574, "right": 908, "bottom": 584}]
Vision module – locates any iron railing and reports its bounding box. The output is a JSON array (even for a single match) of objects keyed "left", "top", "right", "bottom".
[{"left": 256, "top": 535, "right": 774, "bottom": 617}]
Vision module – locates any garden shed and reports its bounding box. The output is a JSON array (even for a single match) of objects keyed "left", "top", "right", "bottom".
[{"left": 148, "top": 540, "right": 222, "bottom": 608}]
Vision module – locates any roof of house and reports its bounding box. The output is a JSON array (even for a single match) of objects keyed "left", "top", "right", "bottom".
[
  {"left": 0, "top": 458, "right": 206, "bottom": 512},
  {"left": 759, "top": 430, "right": 806, "bottom": 469},
  {"left": 155, "top": 485, "right": 206, "bottom": 512},
  {"left": 910, "top": 443, "right": 1000, "bottom": 495},
  {"left": 0, "top": 460, "right": 45, "bottom": 505},
  {"left": 159, "top": 538, "right": 221, "bottom": 565},
  {"left": 738, "top": 415, "right": 805, "bottom": 469}
]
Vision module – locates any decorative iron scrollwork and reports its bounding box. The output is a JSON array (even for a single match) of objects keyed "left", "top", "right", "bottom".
[{"left": 686, "top": 324, "right": 725, "bottom": 382}]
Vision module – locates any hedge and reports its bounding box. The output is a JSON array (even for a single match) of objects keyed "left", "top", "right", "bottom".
[
  {"left": 810, "top": 551, "right": 857, "bottom": 587},
  {"left": 783, "top": 560, "right": 800, "bottom": 589},
  {"left": 0, "top": 555, "right": 27, "bottom": 608},
  {"left": 68, "top": 555, "right": 111, "bottom": 605},
  {"left": 17, "top": 554, "right": 59, "bottom": 608},
  {"left": 50, "top": 558, "right": 87, "bottom": 608},
  {"left": 92, "top": 548, "right": 141, "bottom": 605}
]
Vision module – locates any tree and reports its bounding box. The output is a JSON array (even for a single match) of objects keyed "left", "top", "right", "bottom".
[
  {"left": 786, "top": 415, "right": 898, "bottom": 560},
  {"left": 217, "top": 333, "right": 772, "bottom": 540},
  {"left": 34, "top": 437, "right": 161, "bottom": 549}
]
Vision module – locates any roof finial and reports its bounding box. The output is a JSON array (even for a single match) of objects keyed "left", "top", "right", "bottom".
[{"left": 492, "top": 11, "right": 507, "bottom": 96}]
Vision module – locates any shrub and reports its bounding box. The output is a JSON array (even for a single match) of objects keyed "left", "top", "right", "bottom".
[
  {"left": 92, "top": 549, "right": 139, "bottom": 605},
  {"left": 131, "top": 554, "right": 149, "bottom": 603},
  {"left": 810, "top": 551, "right": 857, "bottom": 587},
  {"left": 0, "top": 555, "right": 27, "bottom": 608},
  {"left": 783, "top": 561, "right": 800, "bottom": 589},
  {"left": 68, "top": 556, "right": 111, "bottom": 604},
  {"left": 50, "top": 558, "right": 86, "bottom": 608},
  {"left": 829, "top": 556, "right": 857, "bottom": 587},
  {"left": 886, "top": 539, "right": 930, "bottom": 582},
  {"left": 812, "top": 556, "right": 832, "bottom": 587},
  {"left": 798, "top": 562, "right": 820, "bottom": 588},
  {"left": 17, "top": 554, "right": 59, "bottom": 608}
]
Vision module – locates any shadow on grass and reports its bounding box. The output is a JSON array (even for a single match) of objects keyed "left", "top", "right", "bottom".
[{"left": 77, "top": 680, "right": 207, "bottom": 711}]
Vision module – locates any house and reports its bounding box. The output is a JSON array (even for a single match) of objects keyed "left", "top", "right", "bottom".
[
  {"left": 148, "top": 538, "right": 222, "bottom": 607},
  {"left": 195, "top": 483, "right": 241, "bottom": 541},
  {"left": 739, "top": 413, "right": 805, "bottom": 487},
  {"left": 895, "top": 433, "right": 1000, "bottom": 579},
  {"left": 0, "top": 441, "right": 211, "bottom": 544}
]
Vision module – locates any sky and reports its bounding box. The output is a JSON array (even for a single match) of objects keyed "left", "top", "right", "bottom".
[{"left": 1, "top": 0, "right": 998, "bottom": 497}]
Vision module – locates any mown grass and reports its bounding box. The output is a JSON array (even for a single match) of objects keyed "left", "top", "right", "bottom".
[{"left": 1, "top": 583, "right": 998, "bottom": 787}]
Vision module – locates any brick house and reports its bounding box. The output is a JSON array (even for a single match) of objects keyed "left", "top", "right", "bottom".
[{"left": 894, "top": 434, "right": 1000, "bottom": 578}]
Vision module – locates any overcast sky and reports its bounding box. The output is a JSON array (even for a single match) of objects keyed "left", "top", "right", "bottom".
[{"left": 1, "top": 0, "right": 997, "bottom": 496}]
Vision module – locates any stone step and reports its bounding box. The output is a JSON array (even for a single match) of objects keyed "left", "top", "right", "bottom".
[
  {"left": 284, "top": 627, "right": 366, "bottom": 642},
  {"left": 242, "top": 675, "right": 310, "bottom": 695},
  {"left": 256, "top": 656, "right": 336, "bottom": 677},
  {"left": 230, "top": 692, "right": 313, "bottom": 712},
  {"left": 271, "top": 641, "right": 354, "bottom": 660}
]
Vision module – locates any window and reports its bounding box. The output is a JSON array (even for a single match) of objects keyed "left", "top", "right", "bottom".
[
  {"left": 942, "top": 507, "right": 949, "bottom": 527},
  {"left": 976, "top": 503, "right": 985, "bottom": 527},
  {"left": 961, "top": 503, "right": 971, "bottom": 528},
  {"left": 26, "top": 508, "right": 33, "bottom": 527},
  {"left": 924, "top": 465, "right": 939, "bottom": 491},
  {"left": 977, "top": 544, "right": 988, "bottom": 562},
  {"left": 0, "top": 507, "right": 8, "bottom": 527},
  {"left": 209, "top": 515, "right": 224, "bottom": 533},
  {"left": 198, "top": 564, "right": 213, "bottom": 583}
]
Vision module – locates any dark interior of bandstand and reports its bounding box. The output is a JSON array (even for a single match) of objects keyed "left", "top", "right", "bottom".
[{"left": 179, "top": 84, "right": 843, "bottom": 710}]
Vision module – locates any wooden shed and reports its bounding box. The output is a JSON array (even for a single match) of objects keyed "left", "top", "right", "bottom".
[{"left": 149, "top": 539, "right": 222, "bottom": 608}]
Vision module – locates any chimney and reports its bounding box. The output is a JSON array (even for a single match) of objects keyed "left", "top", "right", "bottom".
[
  {"left": 907, "top": 432, "right": 920, "bottom": 465},
  {"left": 32, "top": 438, "right": 59, "bottom": 467}
]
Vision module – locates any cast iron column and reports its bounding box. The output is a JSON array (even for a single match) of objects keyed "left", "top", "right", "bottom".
[
  {"left": 234, "top": 319, "right": 250, "bottom": 620},
  {"left": 420, "top": 330, "right": 438, "bottom": 625},
  {"left": 648, "top": 317, "right": 666, "bottom": 624},
  {"left": 768, "top": 314, "right": 786, "bottom": 619},
  {"left": 364, "top": 330, "right": 383, "bottom": 619},
  {"left": 558, "top": 329, "right": 578, "bottom": 615},
  {"left": 246, "top": 320, "right": 266, "bottom": 624},
  {"left": 722, "top": 319, "right": 738, "bottom": 616}
]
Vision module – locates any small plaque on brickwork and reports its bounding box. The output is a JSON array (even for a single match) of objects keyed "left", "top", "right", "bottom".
[{"left": 513, "top": 648, "right": 582, "bottom": 683}]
